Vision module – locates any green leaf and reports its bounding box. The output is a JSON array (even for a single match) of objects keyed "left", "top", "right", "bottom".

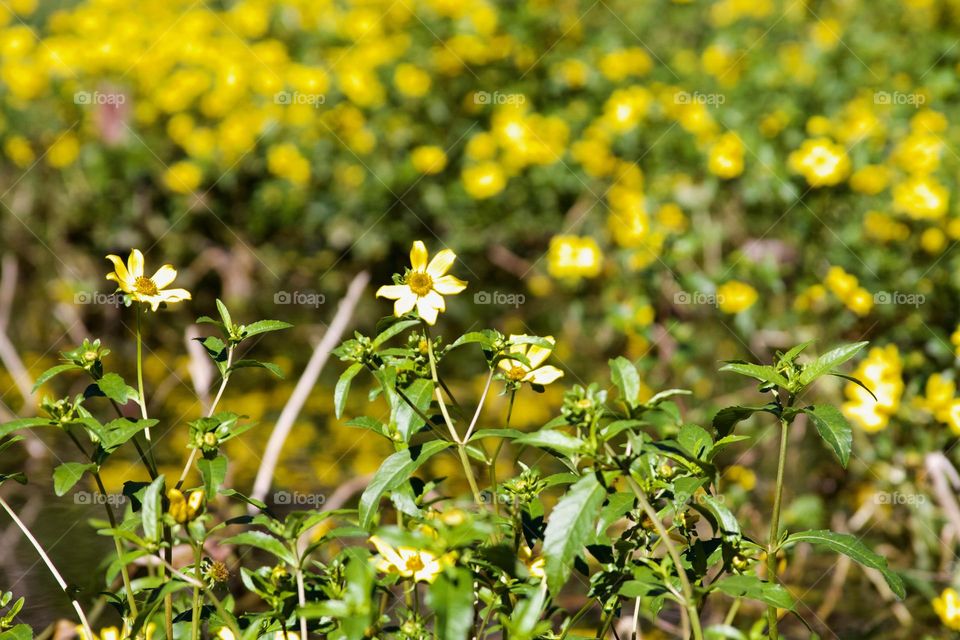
[
  {"left": 358, "top": 441, "right": 451, "bottom": 529},
  {"left": 786, "top": 529, "right": 905, "bottom": 598},
  {"left": 798, "top": 342, "right": 868, "bottom": 387},
  {"left": 32, "top": 364, "right": 81, "bottom": 392},
  {"left": 514, "top": 430, "right": 585, "bottom": 458},
  {"left": 829, "top": 372, "right": 877, "bottom": 401},
  {"left": 678, "top": 424, "right": 713, "bottom": 460},
  {"left": 394, "top": 378, "right": 434, "bottom": 442},
  {"left": 228, "top": 359, "right": 284, "bottom": 378},
  {"left": 609, "top": 357, "right": 640, "bottom": 407},
  {"left": 779, "top": 341, "right": 814, "bottom": 364},
  {"left": 372, "top": 319, "right": 421, "bottom": 347},
  {"left": 428, "top": 567, "right": 475, "bottom": 640},
  {"left": 97, "top": 372, "right": 138, "bottom": 405},
  {"left": 696, "top": 494, "right": 741, "bottom": 540},
  {"left": 216, "top": 299, "right": 233, "bottom": 332},
  {"left": 53, "top": 462, "right": 96, "bottom": 496},
  {"left": 0, "top": 624, "right": 34, "bottom": 640},
  {"left": 100, "top": 418, "right": 157, "bottom": 453},
  {"left": 222, "top": 531, "right": 296, "bottom": 565},
  {"left": 718, "top": 362, "right": 788, "bottom": 388},
  {"left": 644, "top": 388, "right": 692, "bottom": 406},
  {"left": 335, "top": 363, "right": 364, "bottom": 419},
  {"left": 197, "top": 455, "right": 228, "bottom": 496},
  {"left": 241, "top": 320, "right": 293, "bottom": 339},
  {"left": 804, "top": 405, "right": 852, "bottom": 467},
  {"left": 0, "top": 418, "right": 52, "bottom": 439},
  {"left": 543, "top": 473, "right": 607, "bottom": 594},
  {"left": 712, "top": 405, "right": 776, "bottom": 437},
  {"left": 142, "top": 475, "right": 165, "bottom": 543},
  {"left": 712, "top": 574, "right": 795, "bottom": 610}
]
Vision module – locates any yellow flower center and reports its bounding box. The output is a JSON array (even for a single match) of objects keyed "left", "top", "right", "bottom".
[
  {"left": 407, "top": 272, "right": 433, "bottom": 297},
  {"left": 405, "top": 555, "right": 425, "bottom": 572},
  {"left": 508, "top": 365, "right": 527, "bottom": 381},
  {"left": 134, "top": 276, "right": 159, "bottom": 296}
]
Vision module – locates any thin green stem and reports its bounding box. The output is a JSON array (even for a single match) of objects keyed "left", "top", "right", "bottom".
[
  {"left": 292, "top": 541, "right": 308, "bottom": 640},
  {"left": 136, "top": 304, "right": 148, "bottom": 424},
  {"left": 191, "top": 540, "right": 202, "bottom": 640},
  {"left": 625, "top": 475, "right": 702, "bottom": 640},
  {"left": 489, "top": 390, "right": 515, "bottom": 517},
  {"left": 0, "top": 497, "right": 95, "bottom": 639},
  {"left": 766, "top": 417, "right": 790, "bottom": 640},
  {"left": 177, "top": 346, "right": 233, "bottom": 490}
]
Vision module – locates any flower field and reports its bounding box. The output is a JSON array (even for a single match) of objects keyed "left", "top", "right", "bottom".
[{"left": 1, "top": 0, "right": 960, "bottom": 638}]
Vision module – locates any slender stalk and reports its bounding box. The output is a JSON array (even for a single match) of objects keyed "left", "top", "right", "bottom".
[
  {"left": 177, "top": 346, "right": 233, "bottom": 490},
  {"left": 463, "top": 368, "right": 495, "bottom": 442},
  {"left": 293, "top": 541, "right": 309, "bottom": 640},
  {"left": 490, "top": 390, "right": 515, "bottom": 517},
  {"left": 136, "top": 304, "right": 148, "bottom": 425},
  {"left": 766, "top": 417, "right": 790, "bottom": 640},
  {"left": 191, "top": 540, "right": 202, "bottom": 640},
  {"left": 632, "top": 596, "right": 642, "bottom": 640},
  {"left": 423, "top": 325, "right": 482, "bottom": 504},
  {"left": 625, "top": 475, "right": 703, "bottom": 640},
  {"left": 0, "top": 497, "right": 95, "bottom": 639},
  {"left": 558, "top": 597, "right": 595, "bottom": 640},
  {"left": 723, "top": 598, "right": 741, "bottom": 626},
  {"left": 160, "top": 557, "right": 241, "bottom": 639}
]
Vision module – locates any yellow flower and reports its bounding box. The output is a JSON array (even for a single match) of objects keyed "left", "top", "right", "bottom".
[
  {"left": 934, "top": 588, "right": 960, "bottom": 630},
  {"left": 4, "top": 134, "right": 34, "bottom": 168},
  {"left": 788, "top": 138, "right": 850, "bottom": 187},
  {"left": 411, "top": 145, "right": 447, "bottom": 174},
  {"left": 497, "top": 335, "right": 564, "bottom": 386},
  {"left": 893, "top": 175, "right": 948, "bottom": 220},
  {"left": 376, "top": 241, "right": 467, "bottom": 325},
  {"left": 527, "top": 556, "right": 546, "bottom": 579},
  {"left": 462, "top": 162, "right": 506, "bottom": 199},
  {"left": 951, "top": 325, "right": 960, "bottom": 358},
  {"left": 547, "top": 235, "right": 603, "bottom": 280},
  {"left": 842, "top": 345, "right": 902, "bottom": 432},
  {"left": 849, "top": 165, "right": 890, "bottom": 195},
  {"left": 708, "top": 132, "right": 745, "bottom": 179},
  {"left": 46, "top": 133, "right": 80, "bottom": 168},
  {"left": 163, "top": 161, "right": 203, "bottom": 194},
  {"left": 267, "top": 143, "right": 310, "bottom": 186},
  {"left": 716, "top": 280, "right": 757, "bottom": 314},
  {"left": 370, "top": 535, "right": 447, "bottom": 583},
  {"left": 167, "top": 488, "right": 205, "bottom": 524},
  {"left": 725, "top": 465, "right": 756, "bottom": 491},
  {"left": 394, "top": 63, "right": 432, "bottom": 98},
  {"left": 105, "top": 249, "right": 192, "bottom": 311}
]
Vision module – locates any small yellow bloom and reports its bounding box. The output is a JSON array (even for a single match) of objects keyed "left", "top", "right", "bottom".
[
  {"left": 167, "top": 488, "right": 205, "bottom": 524},
  {"left": 376, "top": 241, "right": 467, "bottom": 325},
  {"left": 370, "top": 535, "right": 447, "bottom": 583},
  {"left": 4, "top": 135, "right": 34, "bottom": 168},
  {"left": 725, "top": 465, "right": 756, "bottom": 491},
  {"left": 462, "top": 162, "right": 506, "bottom": 199},
  {"left": 394, "top": 63, "right": 432, "bottom": 98},
  {"left": 849, "top": 165, "right": 890, "bottom": 195},
  {"left": 708, "top": 132, "right": 745, "bottom": 179},
  {"left": 547, "top": 235, "right": 603, "bottom": 280},
  {"left": 893, "top": 175, "right": 948, "bottom": 220},
  {"left": 497, "top": 335, "right": 564, "bottom": 386},
  {"left": 46, "top": 133, "right": 80, "bottom": 168},
  {"left": 934, "top": 587, "right": 960, "bottom": 630},
  {"left": 788, "top": 138, "right": 850, "bottom": 187},
  {"left": 105, "top": 250, "right": 192, "bottom": 311},
  {"left": 411, "top": 145, "right": 447, "bottom": 174},
  {"left": 716, "top": 280, "right": 757, "bottom": 314},
  {"left": 163, "top": 161, "right": 203, "bottom": 194}
]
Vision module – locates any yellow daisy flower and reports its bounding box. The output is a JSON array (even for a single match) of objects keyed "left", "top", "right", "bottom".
[
  {"left": 106, "top": 249, "right": 191, "bottom": 312},
  {"left": 369, "top": 535, "right": 446, "bottom": 583},
  {"left": 376, "top": 241, "right": 467, "bottom": 325},
  {"left": 497, "top": 335, "right": 564, "bottom": 386}
]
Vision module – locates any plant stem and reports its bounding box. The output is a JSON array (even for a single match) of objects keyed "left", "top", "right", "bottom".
[
  {"left": 293, "top": 542, "right": 308, "bottom": 640},
  {"left": 191, "top": 540, "right": 202, "bottom": 640},
  {"left": 0, "top": 496, "right": 95, "bottom": 639},
  {"left": 177, "top": 346, "right": 233, "bottom": 490},
  {"left": 463, "top": 368, "right": 494, "bottom": 442},
  {"left": 625, "top": 475, "right": 702, "bottom": 640},
  {"left": 766, "top": 417, "right": 790, "bottom": 640},
  {"left": 136, "top": 304, "right": 148, "bottom": 425},
  {"left": 423, "top": 325, "right": 483, "bottom": 504}
]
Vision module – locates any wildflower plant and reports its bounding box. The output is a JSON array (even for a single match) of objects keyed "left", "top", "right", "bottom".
[{"left": 0, "top": 244, "right": 905, "bottom": 639}]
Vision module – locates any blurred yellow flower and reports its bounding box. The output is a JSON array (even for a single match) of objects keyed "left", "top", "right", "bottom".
[
  {"left": 842, "top": 345, "right": 902, "bottom": 432},
  {"left": 934, "top": 587, "right": 960, "bottom": 630},
  {"left": 708, "top": 132, "right": 745, "bottom": 179},
  {"left": 163, "top": 160, "right": 203, "bottom": 194},
  {"left": 547, "top": 235, "right": 603, "bottom": 280},
  {"left": 788, "top": 138, "right": 850, "bottom": 187},
  {"left": 411, "top": 145, "right": 447, "bottom": 174},
  {"left": 893, "top": 175, "right": 948, "bottom": 220},
  {"left": 370, "top": 535, "right": 448, "bottom": 583},
  {"left": 4, "top": 134, "right": 34, "bottom": 167},
  {"left": 394, "top": 63, "right": 432, "bottom": 98},
  {"left": 46, "top": 133, "right": 80, "bottom": 168},
  {"left": 267, "top": 143, "right": 310, "bottom": 187},
  {"left": 725, "top": 465, "right": 756, "bottom": 491},
  {"left": 599, "top": 47, "right": 652, "bottom": 81},
  {"left": 376, "top": 240, "right": 467, "bottom": 325},
  {"left": 716, "top": 280, "right": 757, "bottom": 314},
  {"left": 849, "top": 165, "right": 890, "bottom": 195},
  {"left": 497, "top": 335, "right": 564, "bottom": 386},
  {"left": 105, "top": 249, "right": 192, "bottom": 311},
  {"left": 462, "top": 162, "right": 506, "bottom": 199}
]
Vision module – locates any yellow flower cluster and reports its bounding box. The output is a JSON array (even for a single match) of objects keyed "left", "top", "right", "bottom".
[
  {"left": 716, "top": 280, "right": 758, "bottom": 314},
  {"left": 841, "top": 345, "right": 903, "bottom": 432},
  {"left": 824, "top": 266, "right": 872, "bottom": 317},
  {"left": 934, "top": 587, "right": 960, "bottom": 631},
  {"left": 915, "top": 374, "right": 960, "bottom": 435},
  {"left": 547, "top": 235, "right": 603, "bottom": 281},
  {"left": 788, "top": 138, "right": 850, "bottom": 187}
]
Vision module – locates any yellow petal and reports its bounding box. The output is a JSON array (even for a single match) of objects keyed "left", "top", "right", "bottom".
[
  {"left": 525, "top": 337, "right": 556, "bottom": 369},
  {"left": 105, "top": 254, "right": 129, "bottom": 283},
  {"left": 525, "top": 365, "right": 564, "bottom": 385},
  {"left": 432, "top": 274, "right": 467, "bottom": 295},
  {"left": 151, "top": 264, "right": 177, "bottom": 289},
  {"left": 416, "top": 292, "right": 443, "bottom": 324},
  {"left": 426, "top": 249, "right": 457, "bottom": 278},
  {"left": 394, "top": 290, "right": 418, "bottom": 316},
  {"left": 128, "top": 249, "right": 145, "bottom": 279},
  {"left": 158, "top": 288, "right": 192, "bottom": 303},
  {"left": 377, "top": 284, "right": 409, "bottom": 300},
  {"left": 410, "top": 241, "right": 428, "bottom": 271}
]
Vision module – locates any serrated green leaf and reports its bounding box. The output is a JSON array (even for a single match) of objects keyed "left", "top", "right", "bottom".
[
  {"left": 798, "top": 342, "right": 868, "bottom": 387},
  {"left": 53, "top": 462, "right": 96, "bottom": 496},
  {"left": 609, "top": 357, "right": 640, "bottom": 407},
  {"left": 142, "top": 475, "right": 165, "bottom": 543},
  {"left": 712, "top": 574, "right": 795, "bottom": 610},
  {"left": 216, "top": 299, "right": 233, "bottom": 331},
  {"left": 222, "top": 530, "right": 295, "bottom": 565},
  {"left": 100, "top": 418, "right": 157, "bottom": 452},
  {"left": 97, "top": 372, "right": 138, "bottom": 405},
  {"left": 712, "top": 404, "right": 776, "bottom": 438},
  {"left": 428, "top": 567, "right": 474, "bottom": 640},
  {"left": 358, "top": 441, "right": 451, "bottom": 529},
  {"left": 197, "top": 455, "right": 227, "bottom": 496},
  {"left": 372, "top": 319, "right": 421, "bottom": 347},
  {"left": 543, "top": 473, "right": 607, "bottom": 594},
  {"left": 228, "top": 360, "right": 284, "bottom": 378},
  {"left": 394, "top": 378, "right": 434, "bottom": 442},
  {"left": 514, "top": 430, "right": 585, "bottom": 457},
  {"left": 786, "top": 529, "right": 904, "bottom": 598},
  {"left": 719, "top": 362, "right": 789, "bottom": 388},
  {"left": 0, "top": 418, "right": 52, "bottom": 439},
  {"left": 335, "top": 362, "right": 364, "bottom": 419},
  {"left": 241, "top": 320, "right": 293, "bottom": 339},
  {"left": 804, "top": 405, "right": 852, "bottom": 467},
  {"left": 32, "top": 364, "right": 81, "bottom": 393}
]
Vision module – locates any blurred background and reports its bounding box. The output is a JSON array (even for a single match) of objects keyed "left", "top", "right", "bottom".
[{"left": 2, "top": 0, "right": 960, "bottom": 635}]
